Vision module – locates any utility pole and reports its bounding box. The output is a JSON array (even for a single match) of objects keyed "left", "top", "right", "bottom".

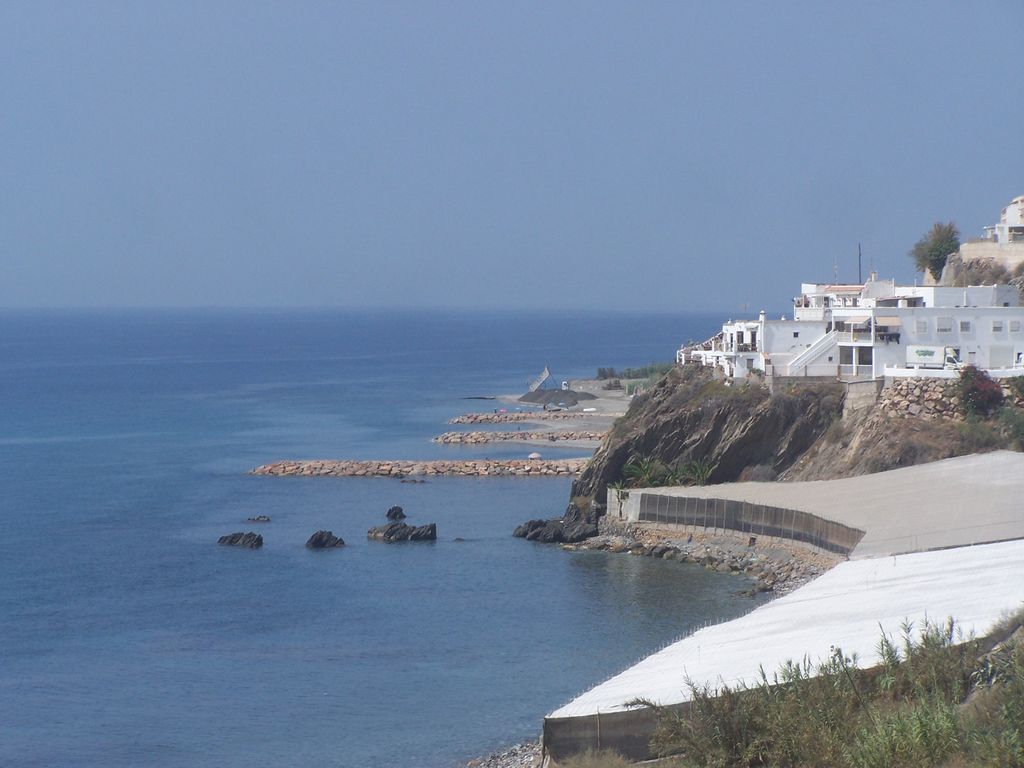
[{"left": 858, "top": 243, "right": 863, "bottom": 284}]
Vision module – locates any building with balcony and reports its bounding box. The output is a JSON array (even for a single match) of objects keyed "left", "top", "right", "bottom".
[{"left": 682, "top": 274, "right": 1024, "bottom": 381}]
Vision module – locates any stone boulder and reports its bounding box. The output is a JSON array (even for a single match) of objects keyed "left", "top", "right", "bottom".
[
  {"left": 306, "top": 530, "right": 345, "bottom": 549},
  {"left": 367, "top": 522, "right": 437, "bottom": 542},
  {"left": 218, "top": 532, "right": 263, "bottom": 549},
  {"left": 386, "top": 505, "right": 406, "bottom": 521},
  {"left": 512, "top": 503, "right": 598, "bottom": 544},
  {"left": 246, "top": 515, "right": 271, "bottom": 523}
]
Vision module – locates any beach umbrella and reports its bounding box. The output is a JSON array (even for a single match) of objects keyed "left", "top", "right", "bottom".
[{"left": 527, "top": 452, "right": 542, "bottom": 460}]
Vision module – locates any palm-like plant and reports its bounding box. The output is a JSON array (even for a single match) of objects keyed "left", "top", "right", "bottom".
[
  {"left": 622, "top": 454, "right": 667, "bottom": 488},
  {"left": 680, "top": 457, "right": 714, "bottom": 486}
]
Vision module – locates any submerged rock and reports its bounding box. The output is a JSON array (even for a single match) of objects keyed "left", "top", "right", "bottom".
[
  {"left": 306, "top": 530, "right": 345, "bottom": 549},
  {"left": 385, "top": 505, "right": 406, "bottom": 521},
  {"left": 367, "top": 522, "right": 437, "bottom": 542},
  {"left": 218, "top": 532, "right": 263, "bottom": 549}
]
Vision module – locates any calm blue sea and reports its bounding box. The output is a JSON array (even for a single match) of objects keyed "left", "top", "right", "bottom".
[{"left": 0, "top": 309, "right": 763, "bottom": 767}]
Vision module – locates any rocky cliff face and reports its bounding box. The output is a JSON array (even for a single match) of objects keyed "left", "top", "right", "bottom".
[
  {"left": 574, "top": 366, "right": 1022, "bottom": 503},
  {"left": 571, "top": 366, "right": 844, "bottom": 503}
]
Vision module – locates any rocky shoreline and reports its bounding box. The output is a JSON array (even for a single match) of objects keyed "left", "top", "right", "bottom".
[
  {"left": 433, "top": 429, "right": 605, "bottom": 444},
  {"left": 570, "top": 520, "right": 840, "bottom": 597},
  {"left": 465, "top": 741, "right": 540, "bottom": 768},
  {"left": 250, "top": 458, "right": 588, "bottom": 478}
]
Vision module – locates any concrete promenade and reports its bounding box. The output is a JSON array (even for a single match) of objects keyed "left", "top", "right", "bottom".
[
  {"left": 651, "top": 451, "right": 1024, "bottom": 558},
  {"left": 543, "top": 451, "right": 1024, "bottom": 761}
]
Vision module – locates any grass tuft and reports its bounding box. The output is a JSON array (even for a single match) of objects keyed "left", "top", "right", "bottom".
[{"left": 645, "top": 615, "right": 1024, "bottom": 767}]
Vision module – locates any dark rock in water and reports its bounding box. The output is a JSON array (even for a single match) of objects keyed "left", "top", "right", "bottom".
[
  {"left": 400, "top": 478, "right": 427, "bottom": 484},
  {"left": 306, "top": 530, "right": 345, "bottom": 549},
  {"left": 513, "top": 503, "right": 599, "bottom": 544},
  {"left": 246, "top": 515, "right": 272, "bottom": 523},
  {"left": 386, "top": 505, "right": 406, "bottom": 521},
  {"left": 561, "top": 520, "right": 599, "bottom": 543},
  {"left": 367, "top": 522, "right": 437, "bottom": 542},
  {"left": 218, "top": 532, "right": 263, "bottom": 549}
]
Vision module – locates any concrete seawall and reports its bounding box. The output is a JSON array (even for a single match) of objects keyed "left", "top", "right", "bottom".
[
  {"left": 544, "top": 452, "right": 1024, "bottom": 763},
  {"left": 250, "top": 458, "right": 588, "bottom": 478}
]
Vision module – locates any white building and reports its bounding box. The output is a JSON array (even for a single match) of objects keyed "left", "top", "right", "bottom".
[
  {"left": 958, "top": 194, "right": 1024, "bottom": 273},
  {"left": 682, "top": 274, "right": 1024, "bottom": 381}
]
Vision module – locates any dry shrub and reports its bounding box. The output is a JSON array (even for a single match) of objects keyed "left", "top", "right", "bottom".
[{"left": 557, "top": 749, "right": 633, "bottom": 768}]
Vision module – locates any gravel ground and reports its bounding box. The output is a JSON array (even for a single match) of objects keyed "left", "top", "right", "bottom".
[{"left": 465, "top": 741, "right": 541, "bottom": 768}]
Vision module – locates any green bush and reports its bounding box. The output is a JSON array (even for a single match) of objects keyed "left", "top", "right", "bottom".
[
  {"left": 956, "top": 416, "right": 1001, "bottom": 451},
  {"left": 996, "top": 406, "right": 1024, "bottom": 450},
  {"left": 1006, "top": 376, "right": 1024, "bottom": 403}
]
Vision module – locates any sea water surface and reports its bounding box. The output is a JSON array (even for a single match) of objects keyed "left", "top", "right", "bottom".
[{"left": 0, "top": 309, "right": 765, "bottom": 767}]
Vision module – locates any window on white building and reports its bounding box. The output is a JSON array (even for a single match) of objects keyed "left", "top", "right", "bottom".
[
  {"left": 993, "top": 320, "right": 1004, "bottom": 332},
  {"left": 937, "top": 317, "right": 953, "bottom": 332},
  {"left": 916, "top": 319, "right": 928, "bottom": 334},
  {"left": 1011, "top": 320, "right": 1022, "bottom": 333},
  {"left": 960, "top": 320, "right": 972, "bottom": 333},
  {"left": 792, "top": 332, "right": 799, "bottom": 338}
]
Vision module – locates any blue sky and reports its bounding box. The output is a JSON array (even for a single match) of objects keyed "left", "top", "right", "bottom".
[{"left": 1, "top": 1, "right": 1021, "bottom": 311}]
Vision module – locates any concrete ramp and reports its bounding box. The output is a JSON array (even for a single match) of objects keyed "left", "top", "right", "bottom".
[
  {"left": 544, "top": 452, "right": 1024, "bottom": 762},
  {"left": 621, "top": 451, "right": 1024, "bottom": 558},
  {"left": 545, "top": 538, "right": 1024, "bottom": 760}
]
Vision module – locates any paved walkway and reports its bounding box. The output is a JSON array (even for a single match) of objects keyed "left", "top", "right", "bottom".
[
  {"left": 656, "top": 451, "right": 1024, "bottom": 557},
  {"left": 548, "top": 451, "right": 1024, "bottom": 727}
]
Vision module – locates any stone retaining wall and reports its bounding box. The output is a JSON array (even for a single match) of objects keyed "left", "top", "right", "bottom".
[
  {"left": 879, "top": 377, "right": 964, "bottom": 419},
  {"left": 251, "top": 458, "right": 588, "bottom": 478},
  {"left": 879, "top": 376, "right": 1024, "bottom": 419}
]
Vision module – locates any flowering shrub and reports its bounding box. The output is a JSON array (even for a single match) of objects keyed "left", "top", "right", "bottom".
[{"left": 956, "top": 365, "right": 1004, "bottom": 417}]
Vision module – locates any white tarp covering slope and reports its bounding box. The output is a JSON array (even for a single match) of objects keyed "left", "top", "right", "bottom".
[{"left": 550, "top": 538, "right": 1024, "bottom": 718}]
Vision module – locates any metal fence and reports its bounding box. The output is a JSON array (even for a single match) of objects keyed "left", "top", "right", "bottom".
[{"left": 637, "top": 493, "right": 865, "bottom": 555}]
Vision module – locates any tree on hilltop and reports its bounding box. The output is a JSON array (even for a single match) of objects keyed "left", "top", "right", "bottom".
[{"left": 910, "top": 221, "right": 960, "bottom": 280}]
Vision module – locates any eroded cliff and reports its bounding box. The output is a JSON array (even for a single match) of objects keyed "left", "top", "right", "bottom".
[
  {"left": 571, "top": 366, "right": 843, "bottom": 502},
  {"left": 573, "top": 365, "right": 1022, "bottom": 506}
]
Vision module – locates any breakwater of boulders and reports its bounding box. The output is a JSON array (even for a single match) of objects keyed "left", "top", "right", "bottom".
[
  {"left": 250, "top": 458, "right": 588, "bottom": 478},
  {"left": 432, "top": 430, "right": 605, "bottom": 444},
  {"left": 449, "top": 411, "right": 610, "bottom": 425}
]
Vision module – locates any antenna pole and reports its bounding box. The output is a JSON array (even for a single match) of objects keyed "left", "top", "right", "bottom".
[{"left": 858, "top": 243, "right": 862, "bottom": 283}]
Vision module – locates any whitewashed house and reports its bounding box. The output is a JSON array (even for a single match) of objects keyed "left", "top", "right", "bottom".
[
  {"left": 684, "top": 274, "right": 1024, "bottom": 381},
  {"left": 957, "top": 194, "right": 1024, "bottom": 271}
]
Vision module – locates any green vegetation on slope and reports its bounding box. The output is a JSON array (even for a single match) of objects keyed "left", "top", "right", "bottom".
[
  {"left": 564, "top": 615, "right": 1024, "bottom": 768},
  {"left": 643, "top": 615, "right": 1024, "bottom": 768}
]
